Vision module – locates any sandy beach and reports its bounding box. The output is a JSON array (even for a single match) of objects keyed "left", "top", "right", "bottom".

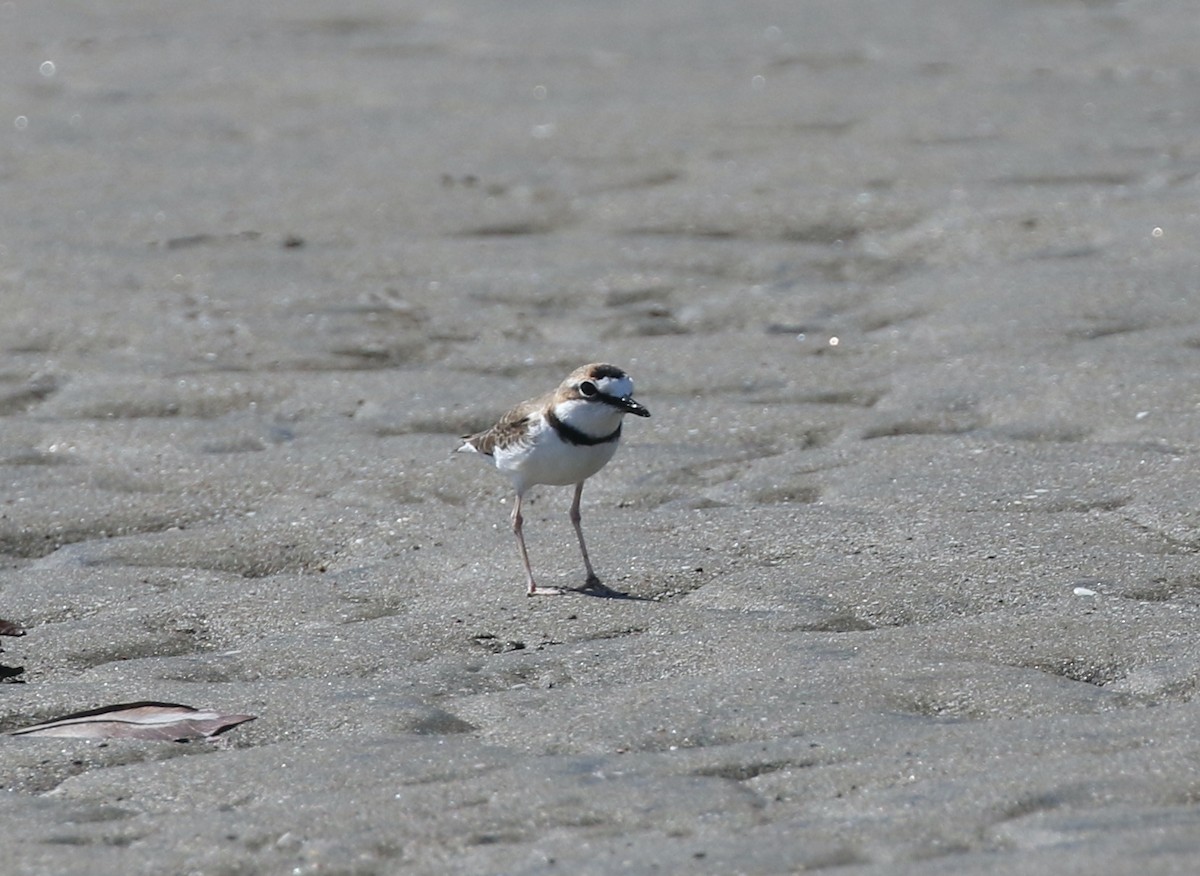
[{"left": 3, "top": 1, "right": 1200, "bottom": 873}]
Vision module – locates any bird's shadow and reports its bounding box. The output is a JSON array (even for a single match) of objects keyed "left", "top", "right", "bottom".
[{"left": 569, "top": 581, "right": 653, "bottom": 601}]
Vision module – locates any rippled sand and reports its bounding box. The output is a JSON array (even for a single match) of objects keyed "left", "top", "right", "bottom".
[{"left": 3, "top": 1, "right": 1200, "bottom": 873}]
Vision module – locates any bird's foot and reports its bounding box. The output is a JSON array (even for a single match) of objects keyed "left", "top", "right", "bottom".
[
  {"left": 527, "top": 585, "right": 570, "bottom": 597},
  {"left": 579, "top": 574, "right": 622, "bottom": 596}
]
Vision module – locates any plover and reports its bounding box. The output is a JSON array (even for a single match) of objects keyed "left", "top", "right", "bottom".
[{"left": 457, "top": 363, "right": 650, "bottom": 596}]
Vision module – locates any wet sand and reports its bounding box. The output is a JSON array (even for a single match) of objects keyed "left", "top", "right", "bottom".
[{"left": 3, "top": 1, "right": 1200, "bottom": 873}]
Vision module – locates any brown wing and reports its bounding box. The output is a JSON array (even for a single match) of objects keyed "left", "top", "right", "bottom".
[{"left": 461, "top": 399, "right": 540, "bottom": 456}]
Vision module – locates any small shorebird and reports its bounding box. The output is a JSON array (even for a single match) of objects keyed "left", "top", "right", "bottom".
[{"left": 456, "top": 363, "right": 650, "bottom": 596}]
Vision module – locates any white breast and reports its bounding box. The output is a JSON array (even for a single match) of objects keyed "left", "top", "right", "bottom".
[{"left": 493, "top": 412, "right": 620, "bottom": 492}]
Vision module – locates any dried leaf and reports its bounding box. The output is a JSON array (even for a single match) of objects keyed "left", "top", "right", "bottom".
[
  {"left": 10, "top": 701, "right": 256, "bottom": 741},
  {"left": 0, "top": 619, "right": 24, "bottom": 637}
]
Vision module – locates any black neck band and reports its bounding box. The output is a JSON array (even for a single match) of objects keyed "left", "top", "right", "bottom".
[{"left": 547, "top": 410, "right": 622, "bottom": 446}]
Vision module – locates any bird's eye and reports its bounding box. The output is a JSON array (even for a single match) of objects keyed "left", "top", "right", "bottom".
[{"left": 579, "top": 380, "right": 598, "bottom": 397}]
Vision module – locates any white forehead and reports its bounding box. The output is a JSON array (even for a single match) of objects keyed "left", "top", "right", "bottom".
[{"left": 594, "top": 374, "right": 634, "bottom": 397}]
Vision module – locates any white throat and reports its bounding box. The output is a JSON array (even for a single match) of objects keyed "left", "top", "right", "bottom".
[{"left": 552, "top": 398, "right": 625, "bottom": 439}]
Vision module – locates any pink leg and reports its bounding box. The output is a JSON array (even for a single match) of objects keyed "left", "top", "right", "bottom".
[
  {"left": 512, "top": 492, "right": 565, "bottom": 597},
  {"left": 569, "top": 482, "right": 602, "bottom": 589}
]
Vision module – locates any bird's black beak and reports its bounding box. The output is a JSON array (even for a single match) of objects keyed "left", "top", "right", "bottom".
[{"left": 605, "top": 394, "right": 650, "bottom": 417}]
